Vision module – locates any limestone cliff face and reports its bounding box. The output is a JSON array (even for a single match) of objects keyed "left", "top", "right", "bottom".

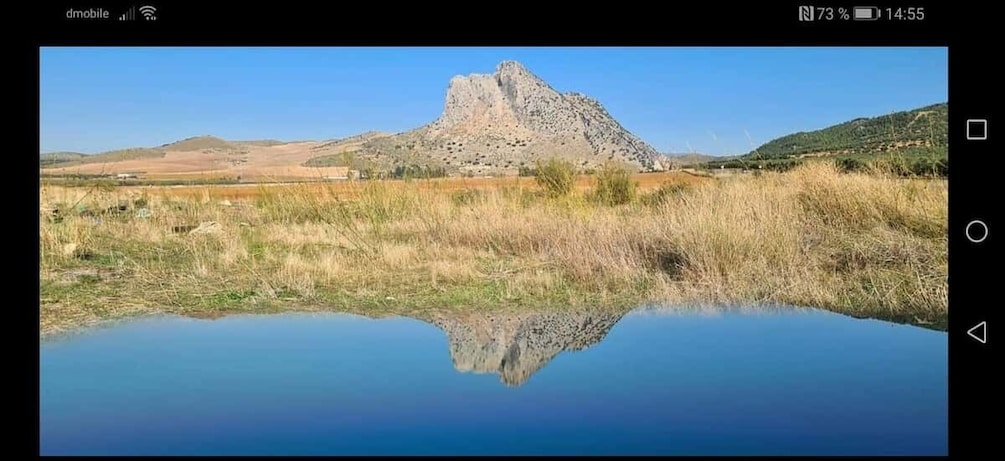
[
  {"left": 359, "top": 60, "right": 660, "bottom": 175},
  {"left": 420, "top": 309, "right": 627, "bottom": 387}
]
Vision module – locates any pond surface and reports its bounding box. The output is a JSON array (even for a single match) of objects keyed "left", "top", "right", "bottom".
[{"left": 39, "top": 306, "right": 947, "bottom": 455}]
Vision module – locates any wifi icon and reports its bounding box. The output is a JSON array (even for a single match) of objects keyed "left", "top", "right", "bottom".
[{"left": 139, "top": 5, "right": 157, "bottom": 20}]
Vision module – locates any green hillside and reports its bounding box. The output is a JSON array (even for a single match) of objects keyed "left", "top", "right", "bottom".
[
  {"left": 40, "top": 148, "right": 167, "bottom": 169},
  {"left": 701, "top": 103, "right": 948, "bottom": 176},
  {"left": 303, "top": 150, "right": 377, "bottom": 170},
  {"left": 41, "top": 136, "right": 239, "bottom": 169},
  {"left": 40, "top": 152, "right": 86, "bottom": 167},
  {"left": 749, "top": 102, "right": 947, "bottom": 160},
  {"left": 87, "top": 147, "right": 166, "bottom": 162},
  {"left": 660, "top": 153, "right": 723, "bottom": 166},
  {"left": 158, "top": 135, "right": 236, "bottom": 151}
]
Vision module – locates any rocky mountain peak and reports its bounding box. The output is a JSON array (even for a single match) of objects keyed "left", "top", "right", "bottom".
[
  {"left": 494, "top": 60, "right": 550, "bottom": 94},
  {"left": 358, "top": 60, "right": 661, "bottom": 175},
  {"left": 495, "top": 59, "right": 527, "bottom": 74}
]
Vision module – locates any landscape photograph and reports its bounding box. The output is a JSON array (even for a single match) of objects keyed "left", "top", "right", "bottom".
[{"left": 40, "top": 47, "right": 948, "bottom": 455}]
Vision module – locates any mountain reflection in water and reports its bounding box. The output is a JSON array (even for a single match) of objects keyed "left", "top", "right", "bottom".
[
  {"left": 180, "top": 304, "right": 791, "bottom": 387},
  {"left": 421, "top": 309, "right": 627, "bottom": 386}
]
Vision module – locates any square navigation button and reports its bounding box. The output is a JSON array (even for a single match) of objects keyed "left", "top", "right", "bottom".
[{"left": 967, "top": 119, "right": 987, "bottom": 140}]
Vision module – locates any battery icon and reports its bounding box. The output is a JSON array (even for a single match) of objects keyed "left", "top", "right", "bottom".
[{"left": 853, "top": 6, "right": 880, "bottom": 20}]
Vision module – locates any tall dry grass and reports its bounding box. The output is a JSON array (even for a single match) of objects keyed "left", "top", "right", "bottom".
[{"left": 39, "top": 161, "right": 947, "bottom": 336}]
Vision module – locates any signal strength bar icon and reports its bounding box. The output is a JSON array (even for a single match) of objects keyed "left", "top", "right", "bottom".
[{"left": 118, "top": 6, "right": 136, "bottom": 21}]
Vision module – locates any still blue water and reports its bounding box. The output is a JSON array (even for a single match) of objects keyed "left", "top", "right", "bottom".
[{"left": 39, "top": 307, "right": 947, "bottom": 455}]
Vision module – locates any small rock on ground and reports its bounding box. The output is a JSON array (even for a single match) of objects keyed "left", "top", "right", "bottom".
[{"left": 189, "top": 221, "right": 223, "bottom": 235}]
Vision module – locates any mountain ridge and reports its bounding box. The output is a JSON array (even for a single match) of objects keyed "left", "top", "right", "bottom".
[
  {"left": 40, "top": 70, "right": 946, "bottom": 178},
  {"left": 746, "top": 102, "right": 947, "bottom": 160},
  {"left": 41, "top": 61, "right": 663, "bottom": 176}
]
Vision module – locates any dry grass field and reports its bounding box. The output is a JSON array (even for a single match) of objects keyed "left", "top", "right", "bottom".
[
  {"left": 116, "top": 171, "right": 712, "bottom": 201},
  {"left": 39, "top": 163, "right": 947, "bottom": 337}
]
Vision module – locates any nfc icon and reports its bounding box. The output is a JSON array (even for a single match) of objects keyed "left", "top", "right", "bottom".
[{"left": 799, "top": 6, "right": 814, "bottom": 21}]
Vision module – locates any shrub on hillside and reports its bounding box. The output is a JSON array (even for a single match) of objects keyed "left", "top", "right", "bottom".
[
  {"left": 910, "top": 157, "right": 948, "bottom": 177},
  {"left": 534, "top": 158, "right": 575, "bottom": 197},
  {"left": 592, "top": 162, "right": 637, "bottom": 206},
  {"left": 450, "top": 188, "right": 484, "bottom": 206},
  {"left": 641, "top": 182, "right": 693, "bottom": 207},
  {"left": 837, "top": 157, "right": 866, "bottom": 172},
  {"left": 862, "top": 155, "right": 946, "bottom": 178}
]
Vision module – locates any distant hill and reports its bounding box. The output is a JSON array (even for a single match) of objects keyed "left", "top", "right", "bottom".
[
  {"left": 40, "top": 151, "right": 86, "bottom": 167},
  {"left": 158, "top": 135, "right": 237, "bottom": 152},
  {"left": 309, "top": 131, "right": 391, "bottom": 153},
  {"left": 747, "top": 103, "right": 947, "bottom": 160},
  {"left": 40, "top": 136, "right": 237, "bottom": 170},
  {"left": 41, "top": 148, "right": 167, "bottom": 169},
  {"left": 659, "top": 153, "right": 723, "bottom": 167},
  {"left": 40, "top": 132, "right": 379, "bottom": 180},
  {"left": 303, "top": 150, "right": 380, "bottom": 172},
  {"left": 234, "top": 139, "right": 289, "bottom": 147},
  {"left": 697, "top": 103, "right": 948, "bottom": 176}
]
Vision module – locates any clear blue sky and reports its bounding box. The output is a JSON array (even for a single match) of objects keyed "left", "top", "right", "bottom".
[{"left": 40, "top": 47, "right": 947, "bottom": 155}]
